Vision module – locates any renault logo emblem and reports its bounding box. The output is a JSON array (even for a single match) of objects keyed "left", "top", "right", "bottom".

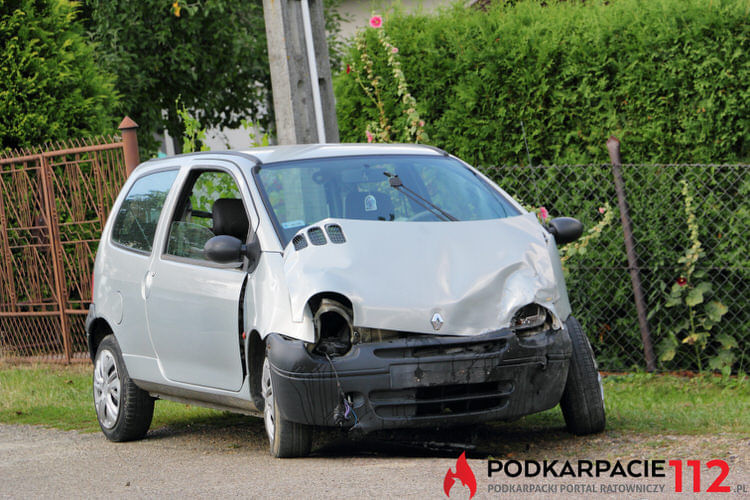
[{"left": 431, "top": 313, "right": 444, "bottom": 331}]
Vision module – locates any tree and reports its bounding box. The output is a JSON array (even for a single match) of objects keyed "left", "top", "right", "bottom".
[
  {"left": 84, "top": 0, "right": 271, "bottom": 154},
  {"left": 0, "top": 0, "right": 119, "bottom": 151}
]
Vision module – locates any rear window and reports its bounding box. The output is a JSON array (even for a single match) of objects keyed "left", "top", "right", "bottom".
[{"left": 111, "top": 170, "right": 179, "bottom": 253}]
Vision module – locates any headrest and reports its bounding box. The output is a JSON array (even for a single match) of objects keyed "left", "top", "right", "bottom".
[{"left": 212, "top": 198, "right": 249, "bottom": 240}]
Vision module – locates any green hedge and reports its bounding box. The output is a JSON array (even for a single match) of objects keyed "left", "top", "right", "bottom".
[
  {"left": 335, "top": 0, "right": 748, "bottom": 165},
  {"left": 0, "top": 0, "right": 119, "bottom": 151}
]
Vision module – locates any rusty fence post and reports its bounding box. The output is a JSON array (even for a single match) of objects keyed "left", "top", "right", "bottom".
[
  {"left": 118, "top": 117, "right": 140, "bottom": 176},
  {"left": 39, "top": 154, "right": 72, "bottom": 362},
  {"left": 607, "top": 136, "right": 656, "bottom": 372}
]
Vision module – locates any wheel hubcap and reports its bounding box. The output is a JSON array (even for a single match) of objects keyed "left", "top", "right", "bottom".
[
  {"left": 93, "top": 350, "right": 121, "bottom": 429},
  {"left": 262, "top": 358, "right": 275, "bottom": 442}
]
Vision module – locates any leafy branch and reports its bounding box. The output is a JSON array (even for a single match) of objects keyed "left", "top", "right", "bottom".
[{"left": 176, "top": 98, "right": 209, "bottom": 153}]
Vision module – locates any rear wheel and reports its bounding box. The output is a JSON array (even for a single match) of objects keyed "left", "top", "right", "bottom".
[
  {"left": 262, "top": 356, "right": 312, "bottom": 458},
  {"left": 93, "top": 335, "right": 154, "bottom": 441},
  {"left": 560, "top": 316, "right": 606, "bottom": 435}
]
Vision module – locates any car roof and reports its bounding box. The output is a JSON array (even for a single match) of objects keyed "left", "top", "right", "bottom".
[
  {"left": 137, "top": 144, "right": 448, "bottom": 174},
  {"left": 239, "top": 143, "right": 446, "bottom": 164}
]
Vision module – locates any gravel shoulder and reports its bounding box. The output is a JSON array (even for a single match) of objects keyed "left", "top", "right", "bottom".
[{"left": 1, "top": 420, "right": 748, "bottom": 498}]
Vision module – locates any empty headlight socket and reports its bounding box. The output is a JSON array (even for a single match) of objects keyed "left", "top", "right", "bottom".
[{"left": 311, "top": 298, "right": 354, "bottom": 357}]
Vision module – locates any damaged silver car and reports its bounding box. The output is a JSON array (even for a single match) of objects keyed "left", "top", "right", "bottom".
[{"left": 87, "top": 144, "right": 605, "bottom": 457}]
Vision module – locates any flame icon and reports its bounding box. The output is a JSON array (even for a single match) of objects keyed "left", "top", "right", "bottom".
[{"left": 443, "top": 451, "right": 477, "bottom": 498}]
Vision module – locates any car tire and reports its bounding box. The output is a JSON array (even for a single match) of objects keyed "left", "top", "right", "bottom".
[
  {"left": 560, "top": 316, "right": 606, "bottom": 435},
  {"left": 93, "top": 335, "right": 154, "bottom": 441},
  {"left": 262, "top": 356, "right": 312, "bottom": 458}
]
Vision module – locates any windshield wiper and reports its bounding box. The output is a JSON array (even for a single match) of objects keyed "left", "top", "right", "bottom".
[{"left": 383, "top": 172, "right": 459, "bottom": 221}]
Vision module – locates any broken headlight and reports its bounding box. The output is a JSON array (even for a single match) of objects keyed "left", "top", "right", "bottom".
[
  {"left": 511, "top": 304, "right": 550, "bottom": 336},
  {"left": 311, "top": 298, "right": 354, "bottom": 357}
]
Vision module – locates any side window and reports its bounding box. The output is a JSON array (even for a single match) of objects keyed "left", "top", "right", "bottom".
[
  {"left": 111, "top": 170, "right": 179, "bottom": 253},
  {"left": 165, "top": 170, "right": 249, "bottom": 261}
]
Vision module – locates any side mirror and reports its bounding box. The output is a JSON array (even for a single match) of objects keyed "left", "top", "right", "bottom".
[
  {"left": 547, "top": 217, "right": 583, "bottom": 245},
  {"left": 204, "top": 234, "right": 261, "bottom": 265}
]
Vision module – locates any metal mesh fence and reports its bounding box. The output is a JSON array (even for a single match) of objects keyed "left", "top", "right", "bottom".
[
  {"left": 0, "top": 138, "right": 127, "bottom": 362},
  {"left": 483, "top": 164, "right": 749, "bottom": 372}
]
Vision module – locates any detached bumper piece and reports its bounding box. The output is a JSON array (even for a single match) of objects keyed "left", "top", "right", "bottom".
[{"left": 266, "top": 326, "right": 572, "bottom": 433}]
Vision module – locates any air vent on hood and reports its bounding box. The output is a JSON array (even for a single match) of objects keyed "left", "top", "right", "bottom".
[
  {"left": 325, "top": 224, "right": 346, "bottom": 243},
  {"left": 307, "top": 226, "right": 326, "bottom": 246},
  {"left": 292, "top": 234, "right": 308, "bottom": 250}
]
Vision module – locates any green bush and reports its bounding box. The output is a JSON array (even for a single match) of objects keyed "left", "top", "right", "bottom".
[
  {"left": 335, "top": 0, "right": 748, "bottom": 164},
  {"left": 0, "top": 0, "right": 118, "bottom": 151}
]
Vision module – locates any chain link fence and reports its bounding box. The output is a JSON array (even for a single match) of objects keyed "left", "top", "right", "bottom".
[{"left": 484, "top": 163, "right": 749, "bottom": 372}]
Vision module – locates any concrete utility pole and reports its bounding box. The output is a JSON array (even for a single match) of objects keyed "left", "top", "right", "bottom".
[{"left": 263, "top": 0, "right": 339, "bottom": 144}]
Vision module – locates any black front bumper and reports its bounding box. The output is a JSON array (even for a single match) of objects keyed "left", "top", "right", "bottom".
[{"left": 266, "top": 326, "right": 572, "bottom": 433}]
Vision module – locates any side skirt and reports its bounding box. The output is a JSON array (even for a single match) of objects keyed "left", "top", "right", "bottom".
[{"left": 134, "top": 379, "right": 261, "bottom": 417}]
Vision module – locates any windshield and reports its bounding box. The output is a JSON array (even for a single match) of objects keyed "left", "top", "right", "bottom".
[{"left": 255, "top": 155, "right": 520, "bottom": 245}]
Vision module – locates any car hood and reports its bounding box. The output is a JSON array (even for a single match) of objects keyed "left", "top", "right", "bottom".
[{"left": 282, "top": 214, "right": 571, "bottom": 336}]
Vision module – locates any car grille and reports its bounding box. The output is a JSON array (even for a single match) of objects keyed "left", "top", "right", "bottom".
[
  {"left": 370, "top": 381, "right": 513, "bottom": 418},
  {"left": 373, "top": 338, "right": 507, "bottom": 359}
]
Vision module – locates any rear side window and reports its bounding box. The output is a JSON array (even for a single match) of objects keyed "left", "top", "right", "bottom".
[{"left": 111, "top": 170, "right": 179, "bottom": 253}]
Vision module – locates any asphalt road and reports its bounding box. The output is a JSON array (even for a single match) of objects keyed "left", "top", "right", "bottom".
[{"left": 1, "top": 421, "right": 748, "bottom": 499}]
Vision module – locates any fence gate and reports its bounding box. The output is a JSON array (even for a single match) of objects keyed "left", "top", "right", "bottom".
[{"left": 0, "top": 137, "right": 129, "bottom": 362}]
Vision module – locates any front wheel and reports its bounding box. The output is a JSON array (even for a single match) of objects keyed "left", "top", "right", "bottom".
[
  {"left": 262, "top": 356, "right": 312, "bottom": 458},
  {"left": 560, "top": 317, "right": 606, "bottom": 435},
  {"left": 93, "top": 335, "right": 154, "bottom": 441}
]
